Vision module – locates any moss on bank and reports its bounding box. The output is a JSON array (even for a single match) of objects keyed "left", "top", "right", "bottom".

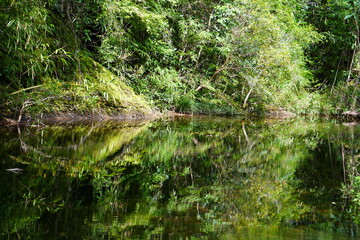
[{"left": 1, "top": 54, "right": 153, "bottom": 122}]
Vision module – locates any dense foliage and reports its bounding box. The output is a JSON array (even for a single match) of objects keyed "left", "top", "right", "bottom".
[
  {"left": 305, "top": 0, "right": 360, "bottom": 112},
  {"left": 0, "top": 0, "right": 359, "bottom": 117}
]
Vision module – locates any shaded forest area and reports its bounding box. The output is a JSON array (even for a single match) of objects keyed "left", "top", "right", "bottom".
[{"left": 0, "top": 0, "right": 359, "bottom": 120}]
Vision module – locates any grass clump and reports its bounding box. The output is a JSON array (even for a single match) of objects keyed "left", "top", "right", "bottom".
[{"left": 2, "top": 54, "right": 152, "bottom": 120}]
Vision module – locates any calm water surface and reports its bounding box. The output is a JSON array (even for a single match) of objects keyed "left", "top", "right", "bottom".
[{"left": 0, "top": 117, "right": 359, "bottom": 239}]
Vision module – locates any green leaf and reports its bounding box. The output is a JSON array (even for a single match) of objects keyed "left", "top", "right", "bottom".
[{"left": 344, "top": 14, "right": 353, "bottom": 20}]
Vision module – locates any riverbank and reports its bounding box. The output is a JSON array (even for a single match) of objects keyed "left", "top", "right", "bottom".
[
  {"left": 0, "top": 110, "right": 160, "bottom": 126},
  {"left": 1, "top": 105, "right": 359, "bottom": 127},
  {"left": 0, "top": 0, "right": 358, "bottom": 128},
  {"left": 0, "top": 54, "right": 157, "bottom": 126}
]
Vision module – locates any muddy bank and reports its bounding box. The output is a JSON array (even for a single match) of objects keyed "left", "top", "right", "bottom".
[
  {"left": 0, "top": 111, "right": 161, "bottom": 126},
  {"left": 2, "top": 108, "right": 359, "bottom": 126}
]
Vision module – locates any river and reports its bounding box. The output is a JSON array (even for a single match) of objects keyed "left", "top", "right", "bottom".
[{"left": 0, "top": 116, "right": 359, "bottom": 239}]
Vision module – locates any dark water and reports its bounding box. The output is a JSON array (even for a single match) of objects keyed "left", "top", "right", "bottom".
[{"left": 0, "top": 117, "right": 359, "bottom": 239}]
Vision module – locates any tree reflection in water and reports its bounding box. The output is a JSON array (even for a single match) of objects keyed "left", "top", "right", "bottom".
[{"left": 0, "top": 117, "right": 359, "bottom": 239}]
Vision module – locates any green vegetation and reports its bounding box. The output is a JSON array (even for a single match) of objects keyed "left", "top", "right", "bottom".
[
  {"left": 0, "top": 0, "right": 358, "bottom": 119},
  {"left": 305, "top": 0, "right": 360, "bottom": 113}
]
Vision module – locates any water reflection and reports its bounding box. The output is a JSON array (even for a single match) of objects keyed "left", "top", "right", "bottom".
[{"left": 0, "top": 117, "right": 359, "bottom": 239}]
